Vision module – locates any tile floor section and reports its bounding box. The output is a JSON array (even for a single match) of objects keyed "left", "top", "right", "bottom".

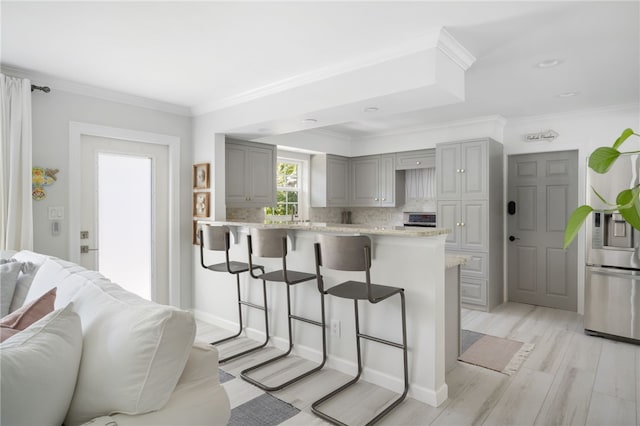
[{"left": 198, "top": 302, "right": 640, "bottom": 425}]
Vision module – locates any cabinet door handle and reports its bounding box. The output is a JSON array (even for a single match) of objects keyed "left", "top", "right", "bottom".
[
  {"left": 456, "top": 169, "right": 461, "bottom": 173},
  {"left": 382, "top": 198, "right": 386, "bottom": 201},
  {"left": 456, "top": 222, "right": 461, "bottom": 226},
  {"left": 460, "top": 169, "right": 465, "bottom": 173},
  {"left": 374, "top": 198, "right": 379, "bottom": 201},
  {"left": 461, "top": 222, "right": 465, "bottom": 226},
  {"left": 416, "top": 161, "right": 421, "bottom": 165}
]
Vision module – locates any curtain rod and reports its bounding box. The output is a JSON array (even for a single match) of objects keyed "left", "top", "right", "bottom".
[{"left": 31, "top": 84, "right": 50, "bottom": 93}]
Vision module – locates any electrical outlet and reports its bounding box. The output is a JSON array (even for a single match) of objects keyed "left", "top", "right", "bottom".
[{"left": 330, "top": 319, "right": 341, "bottom": 337}]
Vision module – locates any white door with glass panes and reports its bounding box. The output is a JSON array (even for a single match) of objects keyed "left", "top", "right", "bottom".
[{"left": 79, "top": 135, "right": 169, "bottom": 303}]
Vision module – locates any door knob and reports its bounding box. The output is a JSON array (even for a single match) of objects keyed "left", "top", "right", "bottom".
[{"left": 509, "top": 235, "right": 520, "bottom": 242}]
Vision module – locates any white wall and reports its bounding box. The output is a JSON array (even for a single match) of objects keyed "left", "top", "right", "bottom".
[{"left": 29, "top": 89, "right": 193, "bottom": 308}]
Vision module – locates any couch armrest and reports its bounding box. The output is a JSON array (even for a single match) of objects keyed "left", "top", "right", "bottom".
[
  {"left": 178, "top": 342, "right": 221, "bottom": 386},
  {"left": 82, "top": 344, "right": 231, "bottom": 426}
]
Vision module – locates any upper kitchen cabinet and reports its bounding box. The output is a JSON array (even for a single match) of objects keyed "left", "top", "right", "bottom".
[
  {"left": 436, "top": 140, "right": 488, "bottom": 200},
  {"left": 225, "top": 139, "right": 276, "bottom": 208},
  {"left": 350, "top": 154, "right": 404, "bottom": 207},
  {"left": 395, "top": 148, "right": 436, "bottom": 170},
  {"left": 311, "top": 154, "right": 349, "bottom": 207}
]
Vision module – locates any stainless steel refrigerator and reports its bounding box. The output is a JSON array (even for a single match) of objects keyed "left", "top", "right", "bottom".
[{"left": 585, "top": 153, "right": 640, "bottom": 342}]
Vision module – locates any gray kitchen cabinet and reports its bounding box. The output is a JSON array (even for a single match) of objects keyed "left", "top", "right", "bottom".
[
  {"left": 437, "top": 138, "right": 503, "bottom": 311},
  {"left": 436, "top": 140, "right": 488, "bottom": 200},
  {"left": 311, "top": 154, "right": 349, "bottom": 207},
  {"left": 225, "top": 139, "right": 276, "bottom": 208},
  {"left": 437, "top": 200, "right": 488, "bottom": 252},
  {"left": 350, "top": 154, "right": 404, "bottom": 207},
  {"left": 395, "top": 148, "right": 436, "bottom": 170}
]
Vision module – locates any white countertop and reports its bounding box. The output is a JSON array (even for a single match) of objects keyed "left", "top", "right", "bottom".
[
  {"left": 206, "top": 220, "right": 451, "bottom": 238},
  {"left": 445, "top": 254, "right": 472, "bottom": 269}
]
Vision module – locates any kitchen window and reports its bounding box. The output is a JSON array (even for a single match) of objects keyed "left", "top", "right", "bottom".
[{"left": 265, "top": 153, "right": 309, "bottom": 220}]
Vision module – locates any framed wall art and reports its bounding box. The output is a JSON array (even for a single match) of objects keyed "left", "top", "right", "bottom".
[
  {"left": 193, "top": 163, "right": 210, "bottom": 190},
  {"left": 193, "top": 192, "right": 210, "bottom": 217}
]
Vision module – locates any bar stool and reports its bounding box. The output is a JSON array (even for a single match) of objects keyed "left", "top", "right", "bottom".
[
  {"left": 199, "top": 225, "right": 269, "bottom": 363},
  {"left": 240, "top": 228, "right": 327, "bottom": 391},
  {"left": 311, "top": 234, "right": 408, "bottom": 426}
]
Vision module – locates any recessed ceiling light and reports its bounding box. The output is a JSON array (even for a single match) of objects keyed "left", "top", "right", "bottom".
[
  {"left": 364, "top": 107, "right": 379, "bottom": 113},
  {"left": 558, "top": 91, "right": 578, "bottom": 98},
  {"left": 302, "top": 118, "right": 317, "bottom": 124},
  {"left": 536, "top": 59, "right": 562, "bottom": 68}
]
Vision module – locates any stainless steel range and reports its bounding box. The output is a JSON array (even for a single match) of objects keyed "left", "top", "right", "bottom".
[{"left": 403, "top": 212, "right": 437, "bottom": 228}]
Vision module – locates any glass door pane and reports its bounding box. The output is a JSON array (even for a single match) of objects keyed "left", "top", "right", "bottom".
[{"left": 97, "top": 153, "right": 152, "bottom": 300}]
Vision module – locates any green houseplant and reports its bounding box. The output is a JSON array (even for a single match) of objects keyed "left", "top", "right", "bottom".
[{"left": 564, "top": 128, "right": 640, "bottom": 249}]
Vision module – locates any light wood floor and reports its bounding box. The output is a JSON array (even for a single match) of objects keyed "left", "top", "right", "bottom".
[{"left": 197, "top": 302, "right": 639, "bottom": 426}]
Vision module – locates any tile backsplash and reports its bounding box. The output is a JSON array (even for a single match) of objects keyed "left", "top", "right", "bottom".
[{"left": 227, "top": 199, "right": 436, "bottom": 226}]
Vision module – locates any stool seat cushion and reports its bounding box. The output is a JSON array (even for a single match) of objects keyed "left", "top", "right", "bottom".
[
  {"left": 327, "top": 281, "right": 403, "bottom": 302},
  {"left": 257, "top": 269, "right": 316, "bottom": 285},
  {"left": 207, "top": 261, "right": 262, "bottom": 274}
]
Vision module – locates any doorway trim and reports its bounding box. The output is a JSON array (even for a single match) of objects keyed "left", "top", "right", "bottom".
[{"left": 69, "top": 122, "right": 181, "bottom": 306}]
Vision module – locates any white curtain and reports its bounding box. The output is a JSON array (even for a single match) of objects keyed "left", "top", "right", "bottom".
[{"left": 0, "top": 74, "right": 33, "bottom": 251}]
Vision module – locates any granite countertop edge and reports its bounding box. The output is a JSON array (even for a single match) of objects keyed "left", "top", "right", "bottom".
[
  {"left": 445, "top": 254, "right": 472, "bottom": 269},
  {"left": 200, "top": 220, "right": 451, "bottom": 237}
]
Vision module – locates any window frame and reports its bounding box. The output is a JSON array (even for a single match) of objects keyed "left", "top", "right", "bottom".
[{"left": 265, "top": 151, "right": 310, "bottom": 221}]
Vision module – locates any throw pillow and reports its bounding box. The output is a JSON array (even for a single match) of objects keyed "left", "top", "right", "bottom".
[
  {"left": 0, "top": 303, "right": 83, "bottom": 426},
  {"left": 0, "top": 261, "right": 22, "bottom": 317},
  {"left": 9, "top": 261, "right": 39, "bottom": 313},
  {"left": 64, "top": 279, "right": 196, "bottom": 426},
  {"left": 0, "top": 287, "right": 57, "bottom": 343}
]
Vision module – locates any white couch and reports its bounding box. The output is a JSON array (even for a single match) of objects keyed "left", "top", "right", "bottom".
[{"left": 0, "top": 250, "right": 231, "bottom": 426}]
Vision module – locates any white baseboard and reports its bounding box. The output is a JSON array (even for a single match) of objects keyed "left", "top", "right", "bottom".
[{"left": 192, "top": 309, "right": 446, "bottom": 406}]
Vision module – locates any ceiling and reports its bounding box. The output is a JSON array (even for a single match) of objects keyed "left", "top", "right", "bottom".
[{"left": 1, "top": 1, "right": 638, "bottom": 139}]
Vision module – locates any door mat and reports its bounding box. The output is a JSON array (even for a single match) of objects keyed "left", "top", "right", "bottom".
[{"left": 459, "top": 329, "right": 535, "bottom": 375}]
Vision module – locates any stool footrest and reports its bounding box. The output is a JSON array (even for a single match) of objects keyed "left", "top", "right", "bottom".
[
  {"left": 239, "top": 300, "right": 266, "bottom": 310},
  {"left": 290, "top": 314, "right": 323, "bottom": 327},
  {"left": 357, "top": 332, "right": 405, "bottom": 350}
]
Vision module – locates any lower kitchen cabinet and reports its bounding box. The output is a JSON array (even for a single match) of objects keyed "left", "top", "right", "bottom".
[
  {"left": 460, "top": 277, "right": 487, "bottom": 306},
  {"left": 448, "top": 249, "right": 500, "bottom": 311}
]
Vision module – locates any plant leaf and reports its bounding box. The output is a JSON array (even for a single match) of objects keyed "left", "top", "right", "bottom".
[
  {"left": 616, "top": 188, "right": 640, "bottom": 230},
  {"left": 612, "top": 128, "right": 635, "bottom": 150},
  {"left": 591, "top": 186, "right": 617, "bottom": 207},
  {"left": 589, "top": 147, "right": 620, "bottom": 173},
  {"left": 564, "top": 205, "right": 593, "bottom": 249}
]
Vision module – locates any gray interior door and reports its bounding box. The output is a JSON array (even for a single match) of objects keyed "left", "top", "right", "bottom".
[{"left": 507, "top": 151, "right": 578, "bottom": 311}]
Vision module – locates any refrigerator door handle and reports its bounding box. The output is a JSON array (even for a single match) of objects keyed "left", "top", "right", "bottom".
[{"left": 587, "top": 266, "right": 640, "bottom": 279}]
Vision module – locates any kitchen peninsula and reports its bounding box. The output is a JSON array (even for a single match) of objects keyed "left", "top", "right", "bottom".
[{"left": 194, "top": 220, "right": 464, "bottom": 407}]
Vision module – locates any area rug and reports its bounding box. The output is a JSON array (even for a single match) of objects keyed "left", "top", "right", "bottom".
[
  {"left": 459, "top": 329, "right": 534, "bottom": 376},
  {"left": 220, "top": 368, "right": 301, "bottom": 426}
]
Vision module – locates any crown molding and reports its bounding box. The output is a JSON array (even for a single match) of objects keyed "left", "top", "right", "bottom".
[
  {"left": 1, "top": 64, "right": 192, "bottom": 117},
  {"left": 438, "top": 28, "right": 476, "bottom": 71},
  {"left": 354, "top": 114, "right": 507, "bottom": 141},
  {"left": 192, "top": 28, "right": 445, "bottom": 116}
]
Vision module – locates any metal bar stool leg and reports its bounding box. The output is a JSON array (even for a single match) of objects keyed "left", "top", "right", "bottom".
[
  {"left": 214, "top": 270, "right": 271, "bottom": 364},
  {"left": 312, "top": 292, "right": 409, "bottom": 426},
  {"left": 240, "top": 284, "right": 327, "bottom": 392}
]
